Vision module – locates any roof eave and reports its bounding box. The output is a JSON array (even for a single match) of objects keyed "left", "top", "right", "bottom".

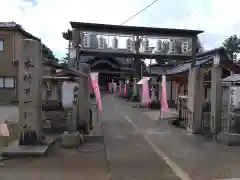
[{"left": 70, "top": 21, "right": 203, "bottom": 37}]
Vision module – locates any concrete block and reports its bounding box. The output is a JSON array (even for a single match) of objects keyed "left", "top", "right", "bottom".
[
  {"left": 217, "top": 132, "right": 240, "bottom": 146},
  {"left": 60, "top": 131, "right": 82, "bottom": 148}
]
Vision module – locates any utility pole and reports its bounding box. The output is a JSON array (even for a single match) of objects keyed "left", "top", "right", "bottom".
[{"left": 132, "top": 36, "right": 142, "bottom": 77}]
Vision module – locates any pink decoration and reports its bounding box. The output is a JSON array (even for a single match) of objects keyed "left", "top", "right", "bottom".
[
  {"left": 124, "top": 84, "right": 127, "bottom": 97},
  {"left": 118, "top": 81, "right": 122, "bottom": 96},
  {"left": 89, "top": 80, "right": 93, "bottom": 94},
  {"left": 113, "top": 82, "right": 117, "bottom": 94},
  {"left": 0, "top": 123, "right": 9, "bottom": 137},
  {"left": 142, "top": 77, "right": 151, "bottom": 106},
  {"left": 161, "top": 75, "right": 169, "bottom": 112},
  {"left": 108, "top": 83, "right": 112, "bottom": 93},
  {"left": 91, "top": 73, "right": 102, "bottom": 112}
]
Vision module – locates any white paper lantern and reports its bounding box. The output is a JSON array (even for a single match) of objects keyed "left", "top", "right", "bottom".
[
  {"left": 181, "top": 41, "right": 189, "bottom": 54},
  {"left": 98, "top": 36, "right": 105, "bottom": 49},
  {"left": 155, "top": 40, "right": 163, "bottom": 52},
  {"left": 169, "top": 40, "right": 176, "bottom": 53},
  {"left": 142, "top": 38, "right": 149, "bottom": 52},
  {"left": 83, "top": 34, "right": 90, "bottom": 48},
  {"left": 112, "top": 37, "right": 118, "bottom": 49},
  {"left": 126, "top": 38, "right": 133, "bottom": 51}
]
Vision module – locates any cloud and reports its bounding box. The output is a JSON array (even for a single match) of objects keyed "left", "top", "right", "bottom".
[{"left": 0, "top": 0, "right": 240, "bottom": 59}]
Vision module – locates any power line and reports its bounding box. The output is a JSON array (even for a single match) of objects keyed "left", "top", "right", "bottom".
[
  {"left": 120, "top": 0, "right": 159, "bottom": 25},
  {"left": 195, "top": 0, "right": 210, "bottom": 17}
]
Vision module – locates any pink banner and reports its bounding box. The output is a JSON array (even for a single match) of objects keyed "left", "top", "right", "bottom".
[
  {"left": 119, "top": 82, "right": 122, "bottom": 96},
  {"left": 91, "top": 73, "right": 102, "bottom": 112},
  {"left": 124, "top": 84, "right": 127, "bottom": 97},
  {"left": 142, "top": 77, "right": 150, "bottom": 106},
  {"left": 113, "top": 82, "right": 117, "bottom": 94},
  {"left": 108, "top": 83, "right": 112, "bottom": 93},
  {"left": 161, "top": 75, "right": 169, "bottom": 112},
  {"left": 89, "top": 80, "right": 93, "bottom": 94}
]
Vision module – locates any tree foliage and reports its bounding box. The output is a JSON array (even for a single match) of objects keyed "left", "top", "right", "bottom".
[
  {"left": 59, "top": 53, "right": 69, "bottom": 67},
  {"left": 62, "top": 29, "right": 72, "bottom": 40},
  {"left": 42, "top": 44, "right": 58, "bottom": 62},
  {"left": 222, "top": 35, "right": 240, "bottom": 61}
]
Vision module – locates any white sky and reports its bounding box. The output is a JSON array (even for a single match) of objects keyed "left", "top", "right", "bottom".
[{"left": 1, "top": 0, "right": 240, "bottom": 61}]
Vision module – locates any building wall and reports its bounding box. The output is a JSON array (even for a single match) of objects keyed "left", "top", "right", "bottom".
[
  {"left": 0, "top": 30, "right": 60, "bottom": 104},
  {"left": 0, "top": 30, "right": 17, "bottom": 104}
]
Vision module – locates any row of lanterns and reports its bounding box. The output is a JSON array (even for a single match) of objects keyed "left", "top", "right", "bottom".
[
  {"left": 83, "top": 34, "right": 190, "bottom": 54},
  {"left": 115, "top": 38, "right": 190, "bottom": 54}
]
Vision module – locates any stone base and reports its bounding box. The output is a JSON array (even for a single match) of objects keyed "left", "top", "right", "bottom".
[
  {"left": 1, "top": 140, "right": 54, "bottom": 157},
  {"left": 186, "top": 127, "right": 202, "bottom": 135},
  {"left": 60, "top": 131, "right": 82, "bottom": 149},
  {"left": 217, "top": 132, "right": 240, "bottom": 146},
  {"left": 139, "top": 103, "right": 149, "bottom": 108}
]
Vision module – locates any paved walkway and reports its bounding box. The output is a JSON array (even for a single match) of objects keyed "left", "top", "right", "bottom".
[
  {"left": 112, "top": 95, "right": 240, "bottom": 180},
  {"left": 2, "top": 95, "right": 240, "bottom": 180},
  {"left": 102, "top": 95, "right": 181, "bottom": 180},
  {"left": 0, "top": 123, "right": 110, "bottom": 180}
]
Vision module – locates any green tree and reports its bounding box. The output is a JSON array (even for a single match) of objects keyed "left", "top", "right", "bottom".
[
  {"left": 42, "top": 44, "right": 59, "bottom": 63},
  {"left": 223, "top": 35, "right": 240, "bottom": 61},
  {"left": 62, "top": 29, "right": 72, "bottom": 40},
  {"left": 196, "top": 36, "right": 204, "bottom": 53},
  {"left": 59, "top": 53, "right": 69, "bottom": 67}
]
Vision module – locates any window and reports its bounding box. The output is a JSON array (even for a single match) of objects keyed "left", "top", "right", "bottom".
[
  {"left": 0, "top": 40, "right": 3, "bottom": 52},
  {"left": 0, "top": 77, "right": 15, "bottom": 89},
  {"left": 5, "top": 77, "right": 14, "bottom": 88}
]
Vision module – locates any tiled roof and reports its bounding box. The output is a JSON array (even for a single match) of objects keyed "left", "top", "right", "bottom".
[
  {"left": 0, "top": 22, "right": 40, "bottom": 41},
  {"left": 222, "top": 74, "right": 240, "bottom": 82},
  {"left": 166, "top": 56, "right": 213, "bottom": 75},
  {"left": 0, "top": 22, "right": 18, "bottom": 28},
  {"left": 166, "top": 47, "right": 231, "bottom": 75}
]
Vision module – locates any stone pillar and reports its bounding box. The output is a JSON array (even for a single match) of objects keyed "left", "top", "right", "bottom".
[
  {"left": 69, "top": 84, "right": 78, "bottom": 132},
  {"left": 210, "top": 66, "right": 222, "bottom": 133},
  {"left": 187, "top": 67, "right": 204, "bottom": 134},
  {"left": 158, "top": 82, "right": 162, "bottom": 101},
  {"left": 78, "top": 77, "right": 90, "bottom": 130},
  {"left": 132, "top": 77, "right": 137, "bottom": 96},
  {"left": 19, "top": 39, "right": 42, "bottom": 142},
  {"left": 119, "top": 80, "right": 122, "bottom": 96}
]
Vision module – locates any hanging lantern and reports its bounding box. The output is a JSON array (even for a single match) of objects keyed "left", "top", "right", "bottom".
[
  {"left": 155, "top": 40, "right": 163, "bottom": 52},
  {"left": 98, "top": 36, "right": 105, "bottom": 49},
  {"left": 142, "top": 38, "right": 149, "bottom": 52},
  {"left": 169, "top": 40, "right": 176, "bottom": 53},
  {"left": 112, "top": 37, "right": 118, "bottom": 49},
  {"left": 126, "top": 38, "right": 133, "bottom": 51},
  {"left": 83, "top": 34, "right": 90, "bottom": 48},
  {"left": 181, "top": 41, "right": 189, "bottom": 54}
]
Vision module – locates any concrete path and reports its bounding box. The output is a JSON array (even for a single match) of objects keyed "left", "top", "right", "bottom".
[
  {"left": 2, "top": 94, "right": 240, "bottom": 180},
  {"left": 0, "top": 123, "right": 110, "bottom": 180},
  {"left": 112, "top": 95, "right": 240, "bottom": 180},
  {"left": 102, "top": 95, "right": 181, "bottom": 180}
]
